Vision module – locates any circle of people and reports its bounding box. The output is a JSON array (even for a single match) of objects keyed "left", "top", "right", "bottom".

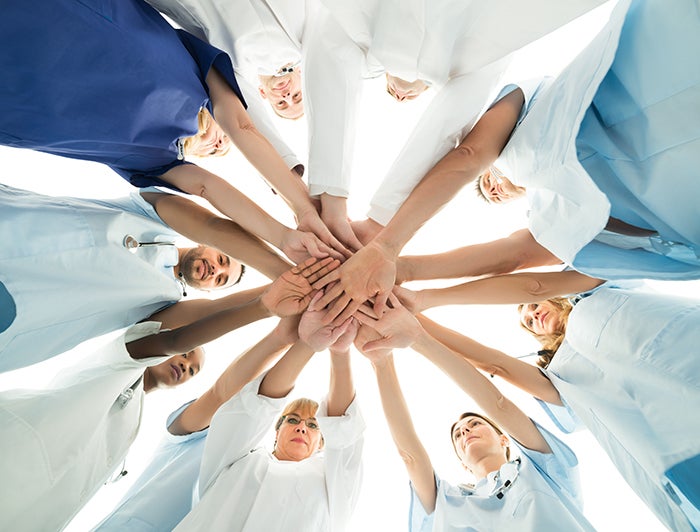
[{"left": 1, "top": 0, "right": 698, "bottom": 530}]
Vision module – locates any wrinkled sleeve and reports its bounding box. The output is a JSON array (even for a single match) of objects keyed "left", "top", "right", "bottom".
[
  {"left": 368, "top": 57, "right": 509, "bottom": 225},
  {"left": 304, "top": 10, "right": 366, "bottom": 197},
  {"left": 408, "top": 475, "right": 439, "bottom": 532},
  {"left": 198, "top": 373, "right": 288, "bottom": 495},
  {"left": 317, "top": 398, "right": 366, "bottom": 532}
]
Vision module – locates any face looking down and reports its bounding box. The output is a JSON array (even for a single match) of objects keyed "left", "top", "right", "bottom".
[
  {"left": 477, "top": 166, "right": 526, "bottom": 204},
  {"left": 178, "top": 246, "right": 243, "bottom": 291},
  {"left": 274, "top": 411, "right": 324, "bottom": 462},
  {"left": 519, "top": 300, "right": 565, "bottom": 336},
  {"left": 148, "top": 347, "right": 205, "bottom": 389},
  {"left": 258, "top": 68, "right": 304, "bottom": 120}
]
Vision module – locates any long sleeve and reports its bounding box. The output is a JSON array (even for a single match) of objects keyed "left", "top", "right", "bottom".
[
  {"left": 304, "top": 10, "right": 367, "bottom": 197},
  {"left": 368, "top": 57, "right": 509, "bottom": 225}
]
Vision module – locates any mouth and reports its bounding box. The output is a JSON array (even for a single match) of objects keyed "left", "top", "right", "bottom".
[
  {"left": 273, "top": 80, "right": 291, "bottom": 93},
  {"left": 291, "top": 437, "right": 306, "bottom": 445},
  {"left": 540, "top": 311, "right": 549, "bottom": 329},
  {"left": 170, "top": 364, "right": 182, "bottom": 382},
  {"left": 198, "top": 259, "right": 210, "bottom": 280}
]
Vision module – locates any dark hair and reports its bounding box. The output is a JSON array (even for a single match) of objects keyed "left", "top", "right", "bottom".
[{"left": 233, "top": 263, "right": 246, "bottom": 286}]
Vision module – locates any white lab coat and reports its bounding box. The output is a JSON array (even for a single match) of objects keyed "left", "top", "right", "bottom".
[
  {"left": 0, "top": 322, "right": 165, "bottom": 531},
  {"left": 303, "top": 0, "right": 607, "bottom": 202},
  {"left": 145, "top": 0, "right": 306, "bottom": 170},
  {"left": 94, "top": 401, "right": 208, "bottom": 531},
  {"left": 543, "top": 286, "right": 700, "bottom": 531},
  {"left": 0, "top": 185, "right": 182, "bottom": 371},
  {"left": 409, "top": 423, "right": 594, "bottom": 531},
  {"left": 175, "top": 373, "right": 365, "bottom": 532}
]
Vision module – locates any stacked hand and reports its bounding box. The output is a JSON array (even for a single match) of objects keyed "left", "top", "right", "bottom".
[
  {"left": 353, "top": 293, "right": 422, "bottom": 352},
  {"left": 298, "top": 291, "right": 358, "bottom": 352},
  {"left": 281, "top": 228, "right": 344, "bottom": 265},
  {"left": 296, "top": 208, "right": 351, "bottom": 260}
]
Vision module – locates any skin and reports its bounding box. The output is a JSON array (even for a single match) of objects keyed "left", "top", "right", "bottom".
[
  {"left": 144, "top": 347, "right": 205, "bottom": 391},
  {"left": 274, "top": 410, "right": 323, "bottom": 461},
  {"left": 519, "top": 301, "right": 565, "bottom": 336},
  {"left": 258, "top": 69, "right": 304, "bottom": 120},
  {"left": 187, "top": 111, "right": 232, "bottom": 157},
  {"left": 451, "top": 416, "right": 509, "bottom": 478},
  {"left": 477, "top": 170, "right": 526, "bottom": 203},
  {"left": 176, "top": 245, "right": 243, "bottom": 290},
  {"left": 385, "top": 74, "right": 430, "bottom": 102}
]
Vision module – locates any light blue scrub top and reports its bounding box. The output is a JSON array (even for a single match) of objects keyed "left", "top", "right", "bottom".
[
  {"left": 94, "top": 400, "right": 207, "bottom": 532},
  {"left": 0, "top": 184, "right": 182, "bottom": 372},
  {"left": 409, "top": 422, "right": 594, "bottom": 531},
  {"left": 540, "top": 286, "right": 700, "bottom": 531}
]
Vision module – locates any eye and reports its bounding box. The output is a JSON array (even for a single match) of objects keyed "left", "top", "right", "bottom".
[
  {"left": 307, "top": 421, "right": 319, "bottom": 430},
  {"left": 293, "top": 92, "right": 302, "bottom": 103},
  {"left": 183, "top": 353, "right": 188, "bottom": 359},
  {"left": 218, "top": 254, "right": 224, "bottom": 265},
  {"left": 286, "top": 417, "right": 300, "bottom": 425},
  {"left": 527, "top": 318, "right": 533, "bottom": 328},
  {"left": 453, "top": 432, "right": 461, "bottom": 440},
  {"left": 189, "top": 367, "right": 195, "bottom": 376}
]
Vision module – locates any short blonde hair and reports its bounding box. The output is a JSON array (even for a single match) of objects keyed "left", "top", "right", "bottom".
[
  {"left": 517, "top": 297, "right": 573, "bottom": 368},
  {"left": 181, "top": 108, "right": 230, "bottom": 157},
  {"left": 274, "top": 398, "right": 324, "bottom": 449}
]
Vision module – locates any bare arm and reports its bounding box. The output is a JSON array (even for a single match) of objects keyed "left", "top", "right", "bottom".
[
  {"left": 397, "top": 228, "right": 561, "bottom": 283},
  {"left": 258, "top": 340, "right": 315, "bottom": 398},
  {"left": 326, "top": 318, "right": 359, "bottom": 417},
  {"left": 169, "top": 318, "right": 298, "bottom": 435},
  {"left": 415, "top": 271, "right": 603, "bottom": 311},
  {"left": 417, "top": 315, "right": 562, "bottom": 405},
  {"left": 206, "top": 68, "right": 349, "bottom": 257},
  {"left": 142, "top": 191, "right": 290, "bottom": 280},
  {"left": 313, "top": 91, "right": 527, "bottom": 319}
]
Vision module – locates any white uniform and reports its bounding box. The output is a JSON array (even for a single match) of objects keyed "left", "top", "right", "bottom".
[
  {"left": 145, "top": 0, "right": 307, "bottom": 170},
  {"left": 409, "top": 423, "right": 595, "bottom": 531},
  {"left": 303, "top": 0, "right": 607, "bottom": 205},
  {"left": 175, "top": 373, "right": 365, "bottom": 532},
  {"left": 0, "top": 322, "right": 165, "bottom": 531},
  {"left": 0, "top": 185, "right": 182, "bottom": 371},
  {"left": 542, "top": 286, "right": 700, "bottom": 531}
]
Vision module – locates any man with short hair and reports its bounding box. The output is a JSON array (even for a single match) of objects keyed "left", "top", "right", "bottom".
[{"left": 0, "top": 184, "right": 290, "bottom": 372}]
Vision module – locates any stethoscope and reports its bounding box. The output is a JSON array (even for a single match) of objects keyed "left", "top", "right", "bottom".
[{"left": 122, "top": 235, "right": 188, "bottom": 296}]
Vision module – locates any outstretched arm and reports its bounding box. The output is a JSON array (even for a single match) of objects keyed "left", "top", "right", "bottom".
[
  {"left": 396, "top": 228, "right": 561, "bottom": 283},
  {"left": 142, "top": 191, "right": 290, "bottom": 280},
  {"left": 168, "top": 316, "right": 299, "bottom": 435},
  {"left": 401, "top": 270, "right": 602, "bottom": 312},
  {"left": 205, "top": 68, "right": 349, "bottom": 258},
  {"left": 313, "top": 90, "right": 526, "bottom": 320},
  {"left": 354, "top": 328, "right": 436, "bottom": 513}
]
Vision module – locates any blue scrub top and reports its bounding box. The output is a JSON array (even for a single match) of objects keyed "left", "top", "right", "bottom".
[{"left": 0, "top": 0, "right": 245, "bottom": 190}]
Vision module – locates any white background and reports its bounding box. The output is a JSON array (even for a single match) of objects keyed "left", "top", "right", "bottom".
[{"left": 1, "top": 4, "right": 695, "bottom": 530}]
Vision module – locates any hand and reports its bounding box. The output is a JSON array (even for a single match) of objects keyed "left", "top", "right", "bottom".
[
  {"left": 330, "top": 317, "right": 359, "bottom": 353},
  {"left": 280, "top": 228, "right": 344, "bottom": 264},
  {"left": 312, "top": 240, "right": 397, "bottom": 324},
  {"left": 392, "top": 285, "right": 422, "bottom": 314},
  {"left": 353, "top": 324, "right": 392, "bottom": 365},
  {"left": 298, "top": 292, "right": 353, "bottom": 352},
  {"left": 272, "top": 315, "right": 301, "bottom": 345},
  {"left": 262, "top": 257, "right": 340, "bottom": 316},
  {"left": 349, "top": 218, "right": 383, "bottom": 246},
  {"left": 297, "top": 208, "right": 352, "bottom": 259},
  {"left": 353, "top": 293, "right": 422, "bottom": 351},
  {"left": 320, "top": 194, "right": 363, "bottom": 252}
]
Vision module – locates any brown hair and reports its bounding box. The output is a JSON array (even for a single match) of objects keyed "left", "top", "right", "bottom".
[
  {"left": 517, "top": 297, "right": 573, "bottom": 368},
  {"left": 450, "top": 412, "right": 510, "bottom": 462}
]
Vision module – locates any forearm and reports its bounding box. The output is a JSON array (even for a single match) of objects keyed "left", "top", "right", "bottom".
[
  {"left": 327, "top": 349, "right": 355, "bottom": 417},
  {"left": 258, "top": 340, "right": 315, "bottom": 398},
  {"left": 143, "top": 192, "right": 291, "bottom": 280},
  {"left": 373, "top": 355, "right": 436, "bottom": 513},
  {"left": 399, "top": 229, "right": 560, "bottom": 282},
  {"left": 417, "top": 315, "right": 561, "bottom": 404},
  {"left": 129, "top": 297, "right": 271, "bottom": 358},
  {"left": 419, "top": 271, "right": 603, "bottom": 309}
]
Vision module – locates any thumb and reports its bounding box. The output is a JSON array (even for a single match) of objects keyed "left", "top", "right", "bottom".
[{"left": 362, "top": 337, "right": 393, "bottom": 352}]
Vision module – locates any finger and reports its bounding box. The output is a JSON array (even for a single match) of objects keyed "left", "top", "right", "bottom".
[
  {"left": 291, "top": 256, "right": 318, "bottom": 275},
  {"left": 356, "top": 303, "right": 378, "bottom": 319},
  {"left": 331, "top": 299, "right": 363, "bottom": 327},
  {"left": 305, "top": 259, "right": 341, "bottom": 284},
  {"left": 387, "top": 291, "right": 401, "bottom": 308},
  {"left": 304, "top": 236, "right": 330, "bottom": 259},
  {"left": 353, "top": 311, "right": 378, "bottom": 327},
  {"left": 307, "top": 290, "right": 325, "bottom": 312},
  {"left": 316, "top": 283, "right": 345, "bottom": 309},
  {"left": 324, "top": 231, "right": 353, "bottom": 259},
  {"left": 311, "top": 269, "right": 341, "bottom": 290},
  {"left": 373, "top": 290, "right": 391, "bottom": 315},
  {"left": 322, "top": 293, "right": 352, "bottom": 325},
  {"left": 328, "top": 318, "right": 353, "bottom": 344}
]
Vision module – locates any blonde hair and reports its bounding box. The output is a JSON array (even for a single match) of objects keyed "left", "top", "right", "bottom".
[
  {"left": 517, "top": 297, "right": 573, "bottom": 368},
  {"left": 181, "top": 108, "right": 230, "bottom": 157},
  {"left": 274, "top": 398, "right": 324, "bottom": 449}
]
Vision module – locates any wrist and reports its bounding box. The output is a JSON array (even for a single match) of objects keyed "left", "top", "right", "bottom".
[
  {"left": 320, "top": 194, "right": 348, "bottom": 220},
  {"left": 371, "top": 353, "right": 394, "bottom": 371},
  {"left": 395, "top": 257, "right": 414, "bottom": 284}
]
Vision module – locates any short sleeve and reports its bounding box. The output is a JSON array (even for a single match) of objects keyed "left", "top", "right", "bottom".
[{"left": 408, "top": 476, "right": 438, "bottom": 532}]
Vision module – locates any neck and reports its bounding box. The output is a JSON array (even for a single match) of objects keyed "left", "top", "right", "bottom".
[
  {"left": 469, "top": 455, "right": 507, "bottom": 481},
  {"left": 172, "top": 247, "right": 186, "bottom": 279},
  {"left": 142, "top": 369, "right": 157, "bottom": 393}
]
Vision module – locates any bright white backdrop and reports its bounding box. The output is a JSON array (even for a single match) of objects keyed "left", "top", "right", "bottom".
[{"left": 1, "top": 4, "right": 694, "bottom": 530}]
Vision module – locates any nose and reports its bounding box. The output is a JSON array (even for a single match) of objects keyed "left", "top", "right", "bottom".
[
  {"left": 179, "top": 359, "right": 190, "bottom": 379},
  {"left": 295, "top": 424, "right": 307, "bottom": 434}
]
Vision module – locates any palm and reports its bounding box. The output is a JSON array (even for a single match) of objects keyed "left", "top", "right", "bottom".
[{"left": 299, "top": 307, "right": 352, "bottom": 352}]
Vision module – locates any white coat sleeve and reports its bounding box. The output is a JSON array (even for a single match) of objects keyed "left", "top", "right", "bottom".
[
  {"left": 317, "top": 398, "right": 366, "bottom": 532},
  {"left": 236, "top": 74, "right": 304, "bottom": 172},
  {"left": 367, "top": 57, "right": 510, "bottom": 225},
  {"left": 304, "top": 10, "right": 366, "bottom": 197},
  {"left": 197, "top": 373, "right": 289, "bottom": 495}
]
